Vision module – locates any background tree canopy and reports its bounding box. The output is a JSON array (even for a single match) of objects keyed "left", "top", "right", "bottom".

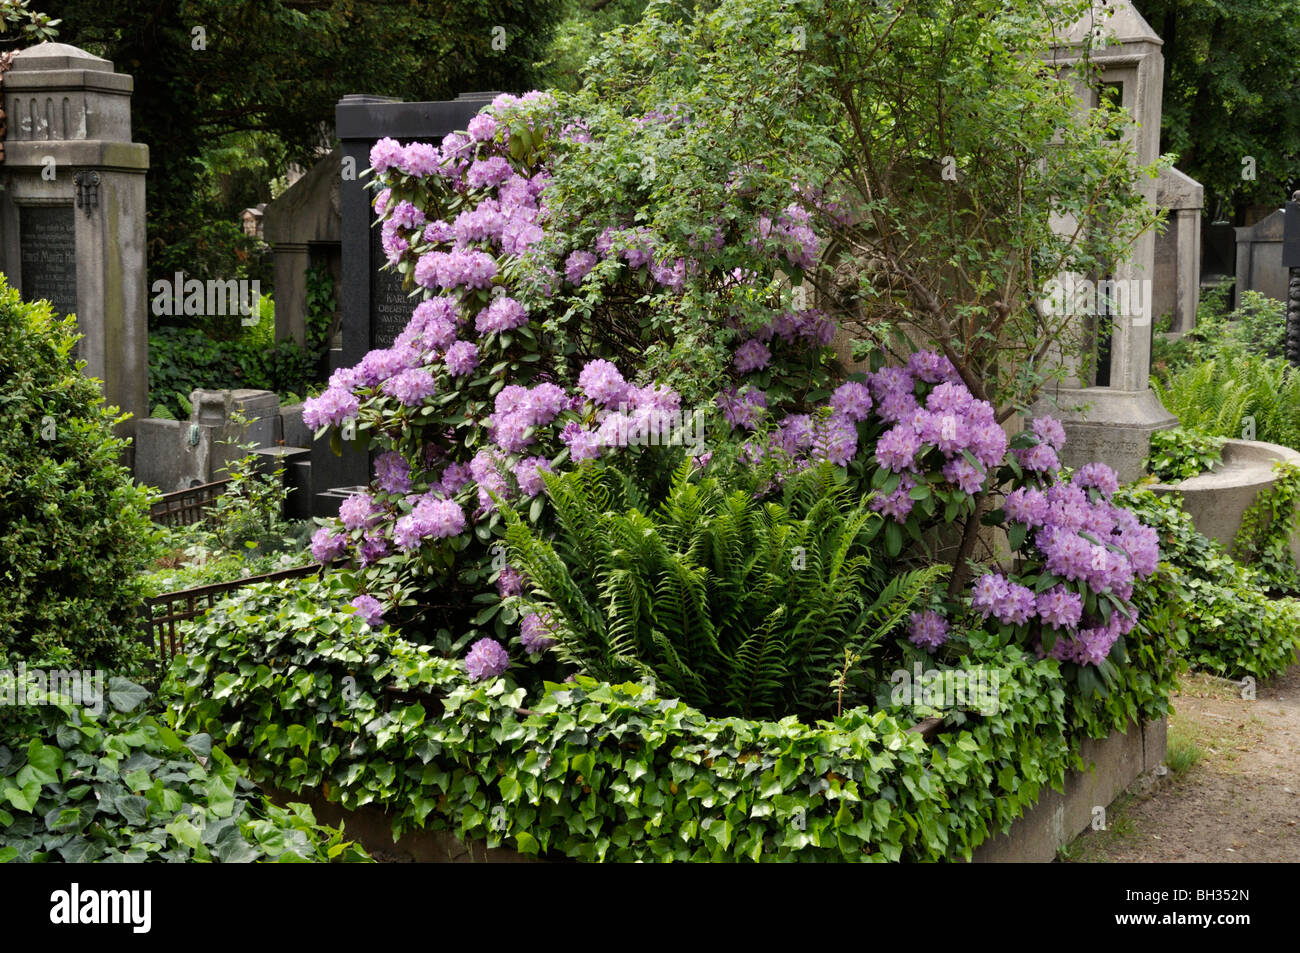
[
  {"left": 1134, "top": 0, "right": 1300, "bottom": 222},
  {"left": 38, "top": 0, "right": 566, "bottom": 283}
]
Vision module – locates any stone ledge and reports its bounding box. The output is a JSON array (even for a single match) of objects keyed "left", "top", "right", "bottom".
[{"left": 970, "top": 718, "right": 1166, "bottom": 863}]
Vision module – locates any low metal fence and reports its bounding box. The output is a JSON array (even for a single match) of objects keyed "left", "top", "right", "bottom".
[
  {"left": 140, "top": 562, "right": 326, "bottom": 660},
  {"left": 148, "top": 479, "right": 232, "bottom": 527}
]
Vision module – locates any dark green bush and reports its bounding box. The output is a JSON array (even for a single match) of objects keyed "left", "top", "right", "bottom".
[
  {"left": 0, "top": 279, "right": 156, "bottom": 672},
  {"left": 1115, "top": 487, "right": 1299, "bottom": 680},
  {"left": 1143, "top": 427, "right": 1226, "bottom": 482},
  {"left": 168, "top": 574, "right": 1087, "bottom": 862}
]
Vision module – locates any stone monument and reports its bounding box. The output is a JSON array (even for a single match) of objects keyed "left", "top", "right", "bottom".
[
  {"left": 1233, "top": 206, "right": 1289, "bottom": 308},
  {"left": 1153, "top": 166, "right": 1203, "bottom": 334},
  {"left": 1033, "top": 1, "right": 1177, "bottom": 482},
  {"left": 263, "top": 150, "right": 341, "bottom": 348},
  {"left": 0, "top": 42, "right": 149, "bottom": 448},
  {"left": 310, "top": 91, "right": 499, "bottom": 515}
]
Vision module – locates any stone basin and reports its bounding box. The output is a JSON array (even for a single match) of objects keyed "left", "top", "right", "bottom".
[{"left": 1150, "top": 439, "right": 1300, "bottom": 567}]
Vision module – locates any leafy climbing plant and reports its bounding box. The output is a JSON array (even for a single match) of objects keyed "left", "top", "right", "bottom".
[
  {"left": 502, "top": 461, "right": 946, "bottom": 719},
  {"left": 1143, "top": 428, "right": 1226, "bottom": 482},
  {"left": 1234, "top": 462, "right": 1300, "bottom": 595}
]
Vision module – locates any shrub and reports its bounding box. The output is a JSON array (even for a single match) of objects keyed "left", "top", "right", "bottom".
[
  {"left": 1143, "top": 427, "right": 1226, "bottom": 482},
  {"left": 1232, "top": 462, "right": 1300, "bottom": 595},
  {"left": 0, "top": 675, "right": 368, "bottom": 863},
  {"left": 1115, "top": 487, "right": 1299, "bottom": 680},
  {"left": 168, "top": 574, "right": 1097, "bottom": 862},
  {"left": 0, "top": 279, "right": 156, "bottom": 672},
  {"left": 502, "top": 461, "right": 945, "bottom": 719},
  {"left": 1153, "top": 350, "right": 1300, "bottom": 452}
]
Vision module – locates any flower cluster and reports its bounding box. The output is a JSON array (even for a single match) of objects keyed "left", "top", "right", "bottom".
[
  {"left": 465, "top": 637, "right": 510, "bottom": 681},
  {"left": 960, "top": 423, "right": 1160, "bottom": 667}
]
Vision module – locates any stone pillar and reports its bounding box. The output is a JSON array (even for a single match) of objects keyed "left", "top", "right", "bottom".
[
  {"left": 1033, "top": 1, "right": 1176, "bottom": 482},
  {"left": 1153, "top": 167, "right": 1203, "bottom": 334},
  {"left": 0, "top": 42, "right": 149, "bottom": 448}
]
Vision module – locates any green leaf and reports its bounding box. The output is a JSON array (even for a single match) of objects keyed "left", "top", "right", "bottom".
[{"left": 108, "top": 677, "right": 150, "bottom": 713}]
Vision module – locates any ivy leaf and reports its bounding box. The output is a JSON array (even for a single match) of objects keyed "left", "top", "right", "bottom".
[{"left": 108, "top": 678, "right": 150, "bottom": 713}]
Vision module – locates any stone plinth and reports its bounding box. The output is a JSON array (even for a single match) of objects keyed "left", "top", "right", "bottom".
[{"left": 0, "top": 42, "right": 149, "bottom": 452}]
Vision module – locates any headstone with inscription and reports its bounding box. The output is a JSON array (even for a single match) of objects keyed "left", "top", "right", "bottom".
[
  {"left": 0, "top": 42, "right": 149, "bottom": 457},
  {"left": 309, "top": 92, "right": 500, "bottom": 514}
]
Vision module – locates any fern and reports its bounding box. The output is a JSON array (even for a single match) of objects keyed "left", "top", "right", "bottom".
[
  {"left": 501, "top": 462, "right": 948, "bottom": 720},
  {"left": 1155, "top": 347, "right": 1300, "bottom": 452}
]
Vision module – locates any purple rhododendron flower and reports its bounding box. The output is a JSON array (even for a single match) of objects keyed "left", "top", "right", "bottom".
[
  {"left": 514, "top": 456, "right": 553, "bottom": 497},
  {"left": 497, "top": 566, "right": 524, "bottom": 598},
  {"left": 369, "top": 137, "right": 403, "bottom": 173},
  {"left": 466, "top": 156, "right": 512, "bottom": 189},
  {"left": 393, "top": 496, "right": 467, "bottom": 550},
  {"left": 310, "top": 527, "right": 349, "bottom": 564},
  {"left": 467, "top": 114, "right": 497, "bottom": 142},
  {"left": 565, "top": 250, "right": 598, "bottom": 284},
  {"left": 811, "top": 414, "right": 858, "bottom": 467},
  {"left": 578, "top": 359, "right": 628, "bottom": 407},
  {"left": 444, "top": 340, "right": 481, "bottom": 377},
  {"left": 995, "top": 583, "right": 1038, "bottom": 626},
  {"left": 465, "top": 637, "right": 509, "bottom": 680},
  {"left": 943, "top": 456, "right": 986, "bottom": 495},
  {"left": 718, "top": 387, "right": 768, "bottom": 430},
  {"left": 475, "top": 296, "right": 529, "bottom": 335},
  {"left": 1003, "top": 486, "right": 1049, "bottom": 526},
  {"left": 349, "top": 594, "right": 385, "bottom": 626},
  {"left": 302, "top": 386, "right": 359, "bottom": 430},
  {"left": 339, "top": 492, "right": 381, "bottom": 531},
  {"left": 1016, "top": 442, "right": 1060, "bottom": 473},
  {"left": 870, "top": 475, "right": 917, "bottom": 523},
  {"left": 520, "top": 612, "right": 557, "bottom": 654},
  {"left": 374, "top": 452, "right": 412, "bottom": 494},
  {"left": 400, "top": 142, "right": 441, "bottom": 178},
  {"left": 875, "top": 425, "right": 922, "bottom": 473},
  {"left": 733, "top": 339, "right": 771, "bottom": 373},
  {"left": 1030, "top": 416, "right": 1067, "bottom": 451},
  {"left": 1073, "top": 462, "right": 1120, "bottom": 497},
  {"left": 829, "top": 381, "right": 873, "bottom": 421},
  {"left": 1036, "top": 585, "right": 1083, "bottom": 630},
  {"left": 382, "top": 367, "right": 438, "bottom": 406},
  {"left": 908, "top": 610, "right": 949, "bottom": 652},
  {"left": 970, "top": 573, "right": 1011, "bottom": 618}
]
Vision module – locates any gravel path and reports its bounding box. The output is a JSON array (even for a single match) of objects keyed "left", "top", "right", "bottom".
[{"left": 1065, "top": 659, "right": 1300, "bottom": 862}]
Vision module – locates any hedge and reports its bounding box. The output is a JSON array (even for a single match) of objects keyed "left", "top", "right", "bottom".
[{"left": 165, "top": 571, "right": 1180, "bottom": 862}]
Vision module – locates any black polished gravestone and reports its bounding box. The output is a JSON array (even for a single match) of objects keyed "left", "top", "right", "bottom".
[
  {"left": 336, "top": 91, "right": 502, "bottom": 368},
  {"left": 19, "top": 204, "right": 78, "bottom": 320},
  {"left": 308, "top": 91, "right": 503, "bottom": 516}
]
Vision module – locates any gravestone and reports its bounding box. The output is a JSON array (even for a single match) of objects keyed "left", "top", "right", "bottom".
[
  {"left": 0, "top": 42, "right": 149, "bottom": 453},
  {"left": 309, "top": 91, "right": 500, "bottom": 515},
  {"left": 1033, "top": 1, "right": 1177, "bottom": 483},
  {"left": 263, "top": 150, "right": 341, "bottom": 347},
  {"left": 1233, "top": 207, "right": 1289, "bottom": 308}
]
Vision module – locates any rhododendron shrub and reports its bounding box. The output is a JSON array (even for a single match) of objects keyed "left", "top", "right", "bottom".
[
  {"left": 712, "top": 346, "right": 1160, "bottom": 686},
  {"left": 303, "top": 92, "right": 842, "bottom": 662}
]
